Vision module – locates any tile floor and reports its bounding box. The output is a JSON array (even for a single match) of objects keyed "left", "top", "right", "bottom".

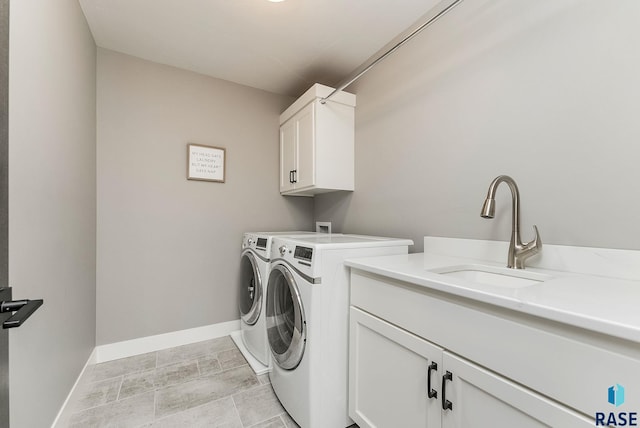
[{"left": 57, "top": 336, "right": 303, "bottom": 427}]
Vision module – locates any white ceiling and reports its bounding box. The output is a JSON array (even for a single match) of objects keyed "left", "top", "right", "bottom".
[{"left": 78, "top": 0, "right": 441, "bottom": 97}]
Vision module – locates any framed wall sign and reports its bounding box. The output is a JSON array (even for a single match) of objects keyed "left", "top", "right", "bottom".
[{"left": 187, "top": 143, "right": 226, "bottom": 183}]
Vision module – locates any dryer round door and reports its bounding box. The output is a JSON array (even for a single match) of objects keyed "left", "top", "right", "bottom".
[
  {"left": 266, "top": 264, "right": 306, "bottom": 370},
  {"left": 239, "top": 251, "right": 262, "bottom": 325}
]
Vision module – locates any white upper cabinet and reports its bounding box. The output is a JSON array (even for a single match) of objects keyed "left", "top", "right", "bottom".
[{"left": 279, "top": 83, "right": 356, "bottom": 197}]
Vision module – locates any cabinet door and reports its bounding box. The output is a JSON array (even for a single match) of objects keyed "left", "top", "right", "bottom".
[
  {"left": 279, "top": 118, "right": 296, "bottom": 192},
  {"left": 440, "top": 352, "right": 593, "bottom": 428},
  {"left": 294, "top": 102, "right": 315, "bottom": 189},
  {"left": 349, "top": 307, "right": 442, "bottom": 428}
]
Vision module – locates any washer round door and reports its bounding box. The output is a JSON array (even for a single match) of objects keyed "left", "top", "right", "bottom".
[
  {"left": 239, "top": 251, "right": 262, "bottom": 325},
  {"left": 266, "top": 264, "right": 306, "bottom": 370}
]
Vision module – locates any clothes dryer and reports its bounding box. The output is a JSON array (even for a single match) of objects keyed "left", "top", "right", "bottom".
[
  {"left": 266, "top": 234, "right": 413, "bottom": 428},
  {"left": 235, "top": 231, "right": 323, "bottom": 374}
]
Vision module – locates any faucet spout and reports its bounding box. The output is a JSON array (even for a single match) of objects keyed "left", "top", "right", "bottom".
[{"left": 480, "top": 175, "right": 542, "bottom": 269}]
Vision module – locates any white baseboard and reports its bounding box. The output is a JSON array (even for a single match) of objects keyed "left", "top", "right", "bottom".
[
  {"left": 94, "top": 319, "right": 240, "bottom": 363},
  {"left": 51, "top": 348, "right": 97, "bottom": 428},
  {"left": 51, "top": 320, "right": 240, "bottom": 427}
]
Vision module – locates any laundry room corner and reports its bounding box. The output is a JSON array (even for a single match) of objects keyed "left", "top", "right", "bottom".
[{"left": 95, "top": 49, "right": 314, "bottom": 347}]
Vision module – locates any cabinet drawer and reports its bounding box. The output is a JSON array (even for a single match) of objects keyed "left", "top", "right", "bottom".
[{"left": 351, "top": 270, "right": 640, "bottom": 419}]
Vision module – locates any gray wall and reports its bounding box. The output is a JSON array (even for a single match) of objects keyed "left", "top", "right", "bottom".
[
  {"left": 96, "top": 49, "right": 313, "bottom": 345},
  {"left": 0, "top": 0, "right": 9, "bottom": 424},
  {"left": 315, "top": 0, "right": 640, "bottom": 252},
  {"left": 8, "top": 0, "right": 97, "bottom": 427}
]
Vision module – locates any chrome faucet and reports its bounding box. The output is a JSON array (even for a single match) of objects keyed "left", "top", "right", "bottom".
[{"left": 480, "top": 175, "right": 541, "bottom": 269}]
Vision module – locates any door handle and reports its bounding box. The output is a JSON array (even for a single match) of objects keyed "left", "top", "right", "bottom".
[
  {"left": 292, "top": 170, "right": 297, "bottom": 183},
  {"left": 1, "top": 298, "right": 44, "bottom": 329},
  {"left": 427, "top": 361, "right": 438, "bottom": 399}
]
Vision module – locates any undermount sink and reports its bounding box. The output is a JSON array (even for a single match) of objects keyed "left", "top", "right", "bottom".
[{"left": 429, "top": 264, "right": 553, "bottom": 288}]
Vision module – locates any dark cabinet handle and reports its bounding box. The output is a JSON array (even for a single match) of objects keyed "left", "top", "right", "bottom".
[
  {"left": 292, "top": 170, "right": 297, "bottom": 183},
  {"left": 1, "top": 299, "right": 44, "bottom": 329},
  {"left": 427, "top": 362, "right": 438, "bottom": 399},
  {"left": 289, "top": 170, "right": 294, "bottom": 183},
  {"left": 442, "top": 371, "right": 453, "bottom": 411}
]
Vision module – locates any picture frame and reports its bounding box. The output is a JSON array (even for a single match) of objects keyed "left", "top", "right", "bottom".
[{"left": 187, "top": 143, "right": 226, "bottom": 183}]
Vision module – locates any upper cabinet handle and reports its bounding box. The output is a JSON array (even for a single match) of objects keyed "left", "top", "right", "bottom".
[
  {"left": 442, "top": 371, "right": 453, "bottom": 411},
  {"left": 427, "top": 362, "right": 438, "bottom": 399}
]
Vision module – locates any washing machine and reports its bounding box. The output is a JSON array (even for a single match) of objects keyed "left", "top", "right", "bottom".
[
  {"left": 233, "top": 231, "right": 324, "bottom": 375},
  {"left": 266, "top": 234, "right": 413, "bottom": 428}
]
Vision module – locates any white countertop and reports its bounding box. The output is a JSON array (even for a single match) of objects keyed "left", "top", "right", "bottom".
[{"left": 345, "top": 252, "right": 640, "bottom": 343}]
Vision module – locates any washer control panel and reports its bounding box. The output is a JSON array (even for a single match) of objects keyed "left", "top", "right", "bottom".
[
  {"left": 294, "top": 246, "right": 313, "bottom": 262},
  {"left": 242, "top": 233, "right": 269, "bottom": 252}
]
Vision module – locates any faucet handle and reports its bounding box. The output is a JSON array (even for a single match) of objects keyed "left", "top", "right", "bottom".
[
  {"left": 526, "top": 225, "right": 542, "bottom": 252},
  {"left": 513, "top": 225, "right": 542, "bottom": 269}
]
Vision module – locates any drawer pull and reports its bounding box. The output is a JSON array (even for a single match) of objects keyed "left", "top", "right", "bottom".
[
  {"left": 442, "top": 371, "right": 453, "bottom": 411},
  {"left": 427, "top": 362, "right": 438, "bottom": 399}
]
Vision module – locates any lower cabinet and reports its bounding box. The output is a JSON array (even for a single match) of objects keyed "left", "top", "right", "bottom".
[
  {"left": 349, "top": 306, "right": 442, "bottom": 427},
  {"left": 349, "top": 307, "right": 593, "bottom": 428}
]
